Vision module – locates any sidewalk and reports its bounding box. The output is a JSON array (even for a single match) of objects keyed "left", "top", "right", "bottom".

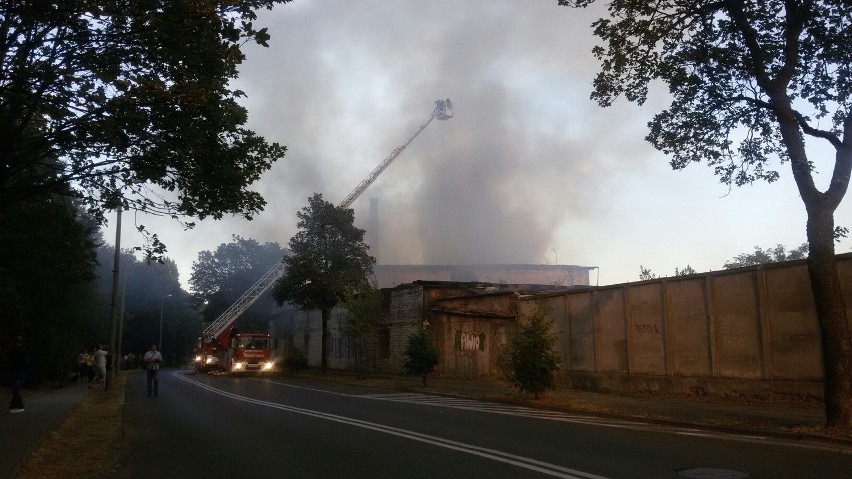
[{"left": 0, "top": 381, "right": 91, "bottom": 479}]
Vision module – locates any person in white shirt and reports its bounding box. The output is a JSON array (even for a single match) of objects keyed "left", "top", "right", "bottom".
[
  {"left": 93, "top": 346, "right": 107, "bottom": 385},
  {"left": 143, "top": 344, "right": 163, "bottom": 397}
]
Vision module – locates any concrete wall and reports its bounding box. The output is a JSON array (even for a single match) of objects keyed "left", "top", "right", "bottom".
[
  {"left": 430, "top": 292, "right": 517, "bottom": 379},
  {"left": 528, "top": 253, "right": 852, "bottom": 398}
]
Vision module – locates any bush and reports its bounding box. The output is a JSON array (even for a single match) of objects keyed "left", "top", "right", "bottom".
[
  {"left": 500, "top": 303, "right": 561, "bottom": 398},
  {"left": 404, "top": 327, "right": 439, "bottom": 387},
  {"left": 284, "top": 348, "right": 308, "bottom": 375}
]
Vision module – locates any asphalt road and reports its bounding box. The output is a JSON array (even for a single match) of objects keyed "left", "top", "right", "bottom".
[{"left": 118, "top": 370, "right": 852, "bottom": 479}]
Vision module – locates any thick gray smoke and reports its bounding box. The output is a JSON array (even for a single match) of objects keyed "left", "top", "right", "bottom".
[{"left": 228, "top": 0, "right": 639, "bottom": 266}]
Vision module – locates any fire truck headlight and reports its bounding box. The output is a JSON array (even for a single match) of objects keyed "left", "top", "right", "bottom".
[
  {"left": 233, "top": 362, "right": 244, "bottom": 370},
  {"left": 205, "top": 357, "right": 217, "bottom": 365},
  {"left": 193, "top": 355, "right": 202, "bottom": 363},
  {"left": 262, "top": 361, "right": 274, "bottom": 371}
]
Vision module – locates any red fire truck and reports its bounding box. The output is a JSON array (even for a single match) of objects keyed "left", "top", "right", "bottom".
[{"left": 194, "top": 326, "right": 277, "bottom": 374}]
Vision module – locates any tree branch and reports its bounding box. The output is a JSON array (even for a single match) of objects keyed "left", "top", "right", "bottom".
[
  {"left": 728, "top": 94, "right": 842, "bottom": 148},
  {"left": 773, "top": 0, "right": 811, "bottom": 89},
  {"left": 723, "top": 0, "right": 773, "bottom": 89},
  {"left": 792, "top": 110, "right": 843, "bottom": 149}
]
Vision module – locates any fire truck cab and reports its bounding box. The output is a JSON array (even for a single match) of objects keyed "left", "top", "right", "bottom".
[
  {"left": 194, "top": 331, "right": 277, "bottom": 374},
  {"left": 225, "top": 333, "right": 277, "bottom": 373}
]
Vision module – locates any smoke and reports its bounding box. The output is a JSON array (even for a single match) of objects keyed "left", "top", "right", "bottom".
[{"left": 223, "top": 0, "right": 644, "bottom": 267}]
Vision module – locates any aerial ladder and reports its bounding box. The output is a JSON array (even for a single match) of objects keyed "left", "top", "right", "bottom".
[{"left": 197, "top": 99, "right": 453, "bottom": 365}]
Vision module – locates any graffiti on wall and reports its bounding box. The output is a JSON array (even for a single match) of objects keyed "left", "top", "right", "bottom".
[
  {"left": 717, "top": 315, "right": 750, "bottom": 348},
  {"left": 634, "top": 323, "right": 660, "bottom": 334},
  {"left": 455, "top": 331, "right": 486, "bottom": 352}
]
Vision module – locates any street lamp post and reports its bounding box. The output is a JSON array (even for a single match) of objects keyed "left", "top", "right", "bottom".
[{"left": 159, "top": 294, "right": 172, "bottom": 350}]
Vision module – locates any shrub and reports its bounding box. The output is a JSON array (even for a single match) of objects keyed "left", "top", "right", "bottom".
[
  {"left": 404, "top": 326, "right": 439, "bottom": 387},
  {"left": 500, "top": 303, "right": 561, "bottom": 398},
  {"left": 284, "top": 348, "right": 308, "bottom": 375}
]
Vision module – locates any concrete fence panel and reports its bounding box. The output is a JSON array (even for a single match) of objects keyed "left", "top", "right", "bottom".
[
  {"left": 710, "top": 272, "right": 764, "bottom": 379},
  {"left": 567, "top": 291, "right": 596, "bottom": 372},
  {"left": 596, "top": 288, "right": 628, "bottom": 373},
  {"left": 763, "top": 264, "right": 822, "bottom": 380},
  {"left": 626, "top": 283, "right": 666, "bottom": 375},
  {"left": 666, "top": 278, "right": 712, "bottom": 377}
]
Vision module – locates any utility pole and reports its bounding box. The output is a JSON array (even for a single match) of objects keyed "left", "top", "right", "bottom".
[
  {"left": 105, "top": 206, "right": 121, "bottom": 391},
  {"left": 159, "top": 294, "right": 172, "bottom": 351}
]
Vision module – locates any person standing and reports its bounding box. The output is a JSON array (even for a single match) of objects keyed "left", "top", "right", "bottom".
[
  {"left": 85, "top": 348, "right": 95, "bottom": 387},
  {"left": 143, "top": 344, "right": 163, "bottom": 397},
  {"left": 8, "top": 336, "right": 27, "bottom": 413},
  {"left": 77, "top": 350, "right": 88, "bottom": 384},
  {"left": 93, "top": 345, "right": 107, "bottom": 385}
]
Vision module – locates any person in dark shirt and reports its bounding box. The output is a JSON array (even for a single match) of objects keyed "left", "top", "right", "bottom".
[{"left": 8, "top": 336, "right": 27, "bottom": 413}]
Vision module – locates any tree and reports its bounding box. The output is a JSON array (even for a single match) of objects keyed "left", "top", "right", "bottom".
[
  {"left": 640, "top": 264, "right": 696, "bottom": 279},
  {"left": 0, "top": 1, "right": 289, "bottom": 257},
  {"left": 674, "top": 265, "right": 696, "bottom": 276},
  {"left": 500, "top": 303, "right": 561, "bottom": 399},
  {"left": 639, "top": 265, "right": 657, "bottom": 281},
  {"left": 561, "top": 0, "right": 852, "bottom": 429},
  {"left": 343, "top": 279, "right": 383, "bottom": 378},
  {"left": 94, "top": 247, "right": 197, "bottom": 365},
  {"left": 0, "top": 190, "right": 103, "bottom": 381},
  {"left": 724, "top": 243, "right": 809, "bottom": 269},
  {"left": 190, "top": 235, "right": 285, "bottom": 331},
  {"left": 272, "top": 194, "right": 375, "bottom": 373},
  {"left": 404, "top": 326, "right": 440, "bottom": 387}
]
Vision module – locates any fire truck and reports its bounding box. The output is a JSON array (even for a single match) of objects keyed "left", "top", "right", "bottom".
[
  {"left": 193, "top": 99, "right": 453, "bottom": 374},
  {"left": 194, "top": 330, "right": 277, "bottom": 374}
]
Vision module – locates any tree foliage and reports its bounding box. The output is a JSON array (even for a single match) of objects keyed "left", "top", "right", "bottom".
[
  {"left": 283, "top": 347, "right": 308, "bottom": 375},
  {"left": 190, "top": 235, "right": 285, "bottom": 330},
  {"left": 674, "top": 265, "right": 696, "bottom": 276},
  {"left": 272, "top": 193, "right": 375, "bottom": 372},
  {"left": 94, "top": 246, "right": 198, "bottom": 366},
  {"left": 561, "top": 0, "right": 852, "bottom": 429},
  {"left": 638, "top": 265, "right": 657, "bottom": 281},
  {"left": 724, "top": 243, "right": 809, "bottom": 269},
  {"left": 0, "top": 195, "right": 101, "bottom": 383},
  {"left": 500, "top": 303, "right": 561, "bottom": 398},
  {"left": 343, "top": 279, "right": 383, "bottom": 377},
  {"left": 0, "top": 0, "right": 289, "bottom": 257},
  {"left": 404, "top": 326, "right": 440, "bottom": 387},
  {"left": 638, "top": 264, "right": 693, "bottom": 279}
]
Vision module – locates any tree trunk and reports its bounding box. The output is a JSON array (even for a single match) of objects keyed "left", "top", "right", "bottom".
[
  {"left": 806, "top": 205, "right": 852, "bottom": 429},
  {"left": 321, "top": 308, "right": 329, "bottom": 374}
]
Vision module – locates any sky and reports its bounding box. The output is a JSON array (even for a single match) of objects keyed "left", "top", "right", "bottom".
[{"left": 106, "top": 0, "right": 851, "bottom": 291}]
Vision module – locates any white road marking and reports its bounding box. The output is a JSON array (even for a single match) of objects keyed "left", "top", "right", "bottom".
[
  {"left": 199, "top": 373, "right": 850, "bottom": 454},
  {"left": 173, "top": 372, "right": 609, "bottom": 479}
]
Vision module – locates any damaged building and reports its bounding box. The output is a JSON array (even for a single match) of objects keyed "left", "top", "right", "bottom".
[{"left": 270, "top": 253, "right": 852, "bottom": 400}]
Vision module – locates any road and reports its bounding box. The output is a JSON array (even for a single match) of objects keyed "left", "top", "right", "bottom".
[{"left": 119, "top": 370, "right": 852, "bottom": 479}]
